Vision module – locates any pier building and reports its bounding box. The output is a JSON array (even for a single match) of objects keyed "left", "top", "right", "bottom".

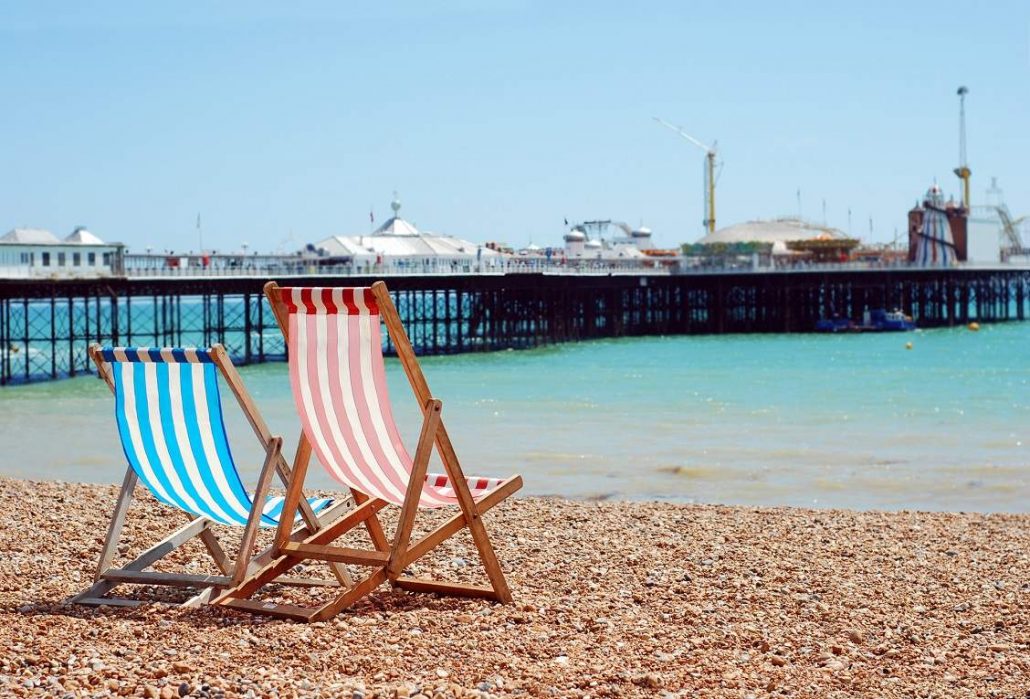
[
  {"left": 685, "top": 218, "right": 859, "bottom": 266},
  {"left": 308, "top": 197, "right": 505, "bottom": 273},
  {"left": 0, "top": 227, "right": 124, "bottom": 278}
]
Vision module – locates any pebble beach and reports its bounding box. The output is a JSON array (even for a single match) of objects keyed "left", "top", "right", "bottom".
[{"left": 0, "top": 478, "right": 1027, "bottom": 698}]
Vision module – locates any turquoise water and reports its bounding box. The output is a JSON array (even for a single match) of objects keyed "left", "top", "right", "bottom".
[{"left": 1, "top": 324, "right": 1027, "bottom": 512}]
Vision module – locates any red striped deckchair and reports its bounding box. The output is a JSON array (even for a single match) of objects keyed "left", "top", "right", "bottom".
[{"left": 216, "top": 281, "right": 522, "bottom": 621}]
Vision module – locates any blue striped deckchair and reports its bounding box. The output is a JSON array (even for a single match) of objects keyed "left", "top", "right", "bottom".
[{"left": 71, "top": 344, "right": 353, "bottom": 609}]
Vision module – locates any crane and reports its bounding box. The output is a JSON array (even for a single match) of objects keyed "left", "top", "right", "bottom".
[
  {"left": 654, "top": 116, "right": 719, "bottom": 235},
  {"left": 953, "top": 86, "right": 971, "bottom": 209}
]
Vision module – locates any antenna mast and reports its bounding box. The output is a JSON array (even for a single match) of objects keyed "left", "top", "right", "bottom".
[{"left": 953, "top": 86, "right": 971, "bottom": 209}]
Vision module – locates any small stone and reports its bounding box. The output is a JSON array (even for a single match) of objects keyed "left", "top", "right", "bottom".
[
  {"left": 988, "top": 644, "right": 1008, "bottom": 652},
  {"left": 769, "top": 655, "right": 787, "bottom": 667},
  {"left": 159, "top": 687, "right": 175, "bottom": 699},
  {"left": 847, "top": 629, "right": 865, "bottom": 644},
  {"left": 172, "top": 662, "right": 192, "bottom": 673},
  {"left": 434, "top": 668, "right": 449, "bottom": 678},
  {"left": 638, "top": 673, "right": 662, "bottom": 689},
  {"left": 913, "top": 605, "right": 927, "bottom": 614},
  {"left": 554, "top": 655, "right": 569, "bottom": 665}
]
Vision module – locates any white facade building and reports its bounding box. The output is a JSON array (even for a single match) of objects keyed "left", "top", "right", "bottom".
[
  {"left": 0, "top": 227, "right": 124, "bottom": 278},
  {"left": 559, "top": 223, "right": 650, "bottom": 262},
  {"left": 309, "top": 198, "right": 505, "bottom": 273}
]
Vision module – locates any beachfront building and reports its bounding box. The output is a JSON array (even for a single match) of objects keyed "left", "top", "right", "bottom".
[
  {"left": 963, "top": 178, "right": 1029, "bottom": 264},
  {"left": 307, "top": 197, "right": 506, "bottom": 274},
  {"left": 683, "top": 218, "right": 858, "bottom": 268},
  {"left": 507, "top": 220, "right": 664, "bottom": 271},
  {"left": 0, "top": 227, "right": 124, "bottom": 278}
]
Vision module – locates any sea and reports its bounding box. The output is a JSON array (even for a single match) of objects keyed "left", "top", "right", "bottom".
[{"left": 1, "top": 323, "right": 1027, "bottom": 513}]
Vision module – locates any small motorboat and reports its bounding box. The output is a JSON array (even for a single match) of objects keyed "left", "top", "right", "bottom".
[
  {"left": 860, "top": 308, "right": 916, "bottom": 332},
  {"left": 816, "top": 308, "right": 916, "bottom": 333}
]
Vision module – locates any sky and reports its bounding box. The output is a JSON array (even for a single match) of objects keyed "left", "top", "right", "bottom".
[{"left": 2, "top": 1, "right": 1029, "bottom": 253}]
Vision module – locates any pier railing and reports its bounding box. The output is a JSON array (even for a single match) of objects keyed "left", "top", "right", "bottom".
[{"left": 122, "top": 254, "right": 670, "bottom": 278}]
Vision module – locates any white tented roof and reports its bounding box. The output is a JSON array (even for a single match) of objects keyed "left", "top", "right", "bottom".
[
  {"left": 698, "top": 218, "right": 847, "bottom": 244},
  {"left": 314, "top": 230, "right": 500, "bottom": 259},
  {"left": 64, "top": 227, "right": 105, "bottom": 244},
  {"left": 1, "top": 228, "right": 60, "bottom": 244},
  {"left": 313, "top": 197, "right": 501, "bottom": 260},
  {"left": 373, "top": 216, "right": 421, "bottom": 237},
  {"left": 317, "top": 236, "right": 377, "bottom": 258}
]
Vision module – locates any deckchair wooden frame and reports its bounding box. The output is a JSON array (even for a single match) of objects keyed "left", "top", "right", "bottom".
[
  {"left": 70, "top": 343, "right": 354, "bottom": 610},
  {"left": 214, "top": 281, "right": 522, "bottom": 622}
]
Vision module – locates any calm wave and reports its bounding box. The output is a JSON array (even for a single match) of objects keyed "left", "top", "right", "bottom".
[{"left": 1, "top": 323, "right": 1027, "bottom": 512}]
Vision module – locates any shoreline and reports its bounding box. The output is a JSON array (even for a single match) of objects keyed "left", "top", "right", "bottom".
[{"left": 0, "top": 477, "right": 1027, "bottom": 697}]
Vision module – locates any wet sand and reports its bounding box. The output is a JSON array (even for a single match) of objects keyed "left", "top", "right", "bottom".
[{"left": 0, "top": 478, "right": 1027, "bottom": 697}]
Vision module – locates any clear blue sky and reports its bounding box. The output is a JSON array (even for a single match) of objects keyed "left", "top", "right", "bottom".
[{"left": 2, "top": 1, "right": 1028, "bottom": 253}]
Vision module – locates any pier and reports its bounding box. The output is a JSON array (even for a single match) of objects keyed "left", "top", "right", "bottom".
[{"left": 1, "top": 266, "right": 1028, "bottom": 385}]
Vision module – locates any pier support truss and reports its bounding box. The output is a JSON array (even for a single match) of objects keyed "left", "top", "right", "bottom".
[{"left": 1, "top": 269, "right": 1028, "bottom": 385}]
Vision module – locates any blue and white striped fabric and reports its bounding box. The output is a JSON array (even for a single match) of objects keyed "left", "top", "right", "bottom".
[{"left": 102, "top": 347, "right": 332, "bottom": 528}]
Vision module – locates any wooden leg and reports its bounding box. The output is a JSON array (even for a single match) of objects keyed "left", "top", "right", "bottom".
[
  {"left": 94, "top": 467, "right": 138, "bottom": 581},
  {"left": 274, "top": 435, "right": 312, "bottom": 553},
  {"left": 273, "top": 433, "right": 354, "bottom": 588},
  {"left": 352, "top": 489, "right": 391, "bottom": 552},
  {"left": 311, "top": 568, "right": 389, "bottom": 622},
  {"left": 436, "top": 423, "right": 515, "bottom": 604},
  {"left": 402, "top": 475, "right": 522, "bottom": 569},
  {"left": 388, "top": 399, "right": 441, "bottom": 578},
  {"left": 197, "top": 527, "right": 234, "bottom": 576},
  {"left": 232, "top": 437, "right": 282, "bottom": 585},
  {"left": 215, "top": 497, "right": 387, "bottom": 602},
  {"left": 71, "top": 516, "right": 214, "bottom": 605}
]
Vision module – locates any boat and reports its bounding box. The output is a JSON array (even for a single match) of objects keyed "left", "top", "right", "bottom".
[
  {"left": 814, "top": 316, "right": 857, "bottom": 333},
  {"left": 816, "top": 308, "right": 916, "bottom": 333},
  {"left": 861, "top": 309, "right": 916, "bottom": 331}
]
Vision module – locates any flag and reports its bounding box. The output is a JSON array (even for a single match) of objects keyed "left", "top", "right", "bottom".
[
  {"left": 370, "top": 209, "right": 374, "bottom": 224},
  {"left": 564, "top": 217, "right": 568, "bottom": 226},
  {"left": 196, "top": 213, "right": 201, "bottom": 229}
]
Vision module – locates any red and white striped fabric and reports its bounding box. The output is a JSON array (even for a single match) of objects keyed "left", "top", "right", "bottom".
[{"left": 281, "top": 287, "right": 506, "bottom": 509}]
